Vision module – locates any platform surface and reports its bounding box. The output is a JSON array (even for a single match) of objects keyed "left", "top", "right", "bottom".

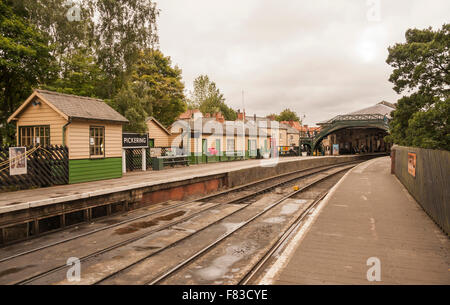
[
  {"left": 271, "top": 157, "right": 450, "bottom": 285},
  {"left": 0, "top": 156, "right": 323, "bottom": 213}
]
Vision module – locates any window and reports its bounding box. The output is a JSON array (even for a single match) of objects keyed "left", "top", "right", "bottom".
[
  {"left": 89, "top": 126, "right": 105, "bottom": 157},
  {"left": 227, "top": 139, "right": 235, "bottom": 151},
  {"left": 19, "top": 126, "right": 50, "bottom": 146}
]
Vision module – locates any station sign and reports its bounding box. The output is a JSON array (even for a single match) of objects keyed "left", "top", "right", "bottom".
[{"left": 122, "top": 133, "right": 149, "bottom": 148}]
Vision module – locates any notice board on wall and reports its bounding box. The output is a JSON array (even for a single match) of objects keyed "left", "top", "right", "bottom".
[{"left": 408, "top": 152, "right": 416, "bottom": 177}]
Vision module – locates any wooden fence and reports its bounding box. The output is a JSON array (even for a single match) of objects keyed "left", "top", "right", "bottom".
[
  {"left": 0, "top": 145, "right": 69, "bottom": 192},
  {"left": 392, "top": 145, "right": 450, "bottom": 235}
]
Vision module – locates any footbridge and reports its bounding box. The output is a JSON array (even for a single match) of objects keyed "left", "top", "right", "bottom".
[{"left": 312, "top": 113, "right": 390, "bottom": 151}]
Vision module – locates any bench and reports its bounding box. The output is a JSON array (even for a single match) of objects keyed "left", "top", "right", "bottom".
[{"left": 152, "top": 155, "right": 189, "bottom": 170}]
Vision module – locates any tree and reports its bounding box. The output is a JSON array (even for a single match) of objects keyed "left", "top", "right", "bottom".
[
  {"left": 13, "top": 0, "right": 94, "bottom": 69},
  {"left": 273, "top": 109, "right": 301, "bottom": 122},
  {"left": 386, "top": 24, "right": 449, "bottom": 150},
  {"left": 92, "top": 0, "right": 159, "bottom": 99},
  {"left": 386, "top": 24, "right": 449, "bottom": 98},
  {"left": 188, "top": 75, "right": 237, "bottom": 120},
  {"left": 0, "top": 1, "right": 57, "bottom": 144},
  {"left": 43, "top": 48, "right": 105, "bottom": 97},
  {"left": 108, "top": 82, "right": 148, "bottom": 133},
  {"left": 131, "top": 49, "right": 186, "bottom": 127},
  {"left": 16, "top": 0, "right": 160, "bottom": 100},
  {"left": 109, "top": 49, "right": 186, "bottom": 131}
]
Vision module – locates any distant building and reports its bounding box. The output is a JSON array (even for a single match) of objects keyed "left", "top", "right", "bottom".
[{"left": 316, "top": 101, "right": 395, "bottom": 155}]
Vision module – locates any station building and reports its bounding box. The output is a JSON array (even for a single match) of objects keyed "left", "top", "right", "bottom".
[
  {"left": 7, "top": 89, "right": 128, "bottom": 183},
  {"left": 315, "top": 101, "right": 395, "bottom": 155},
  {"left": 145, "top": 116, "right": 171, "bottom": 148}
]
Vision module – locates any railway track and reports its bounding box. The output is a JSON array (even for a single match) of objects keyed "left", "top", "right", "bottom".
[
  {"left": 146, "top": 164, "right": 352, "bottom": 285},
  {"left": 0, "top": 161, "right": 356, "bottom": 263},
  {"left": 0, "top": 160, "right": 363, "bottom": 285}
]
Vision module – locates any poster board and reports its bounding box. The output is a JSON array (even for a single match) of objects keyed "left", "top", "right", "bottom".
[
  {"left": 9, "top": 147, "right": 27, "bottom": 175},
  {"left": 332, "top": 144, "right": 339, "bottom": 156},
  {"left": 408, "top": 153, "right": 416, "bottom": 177}
]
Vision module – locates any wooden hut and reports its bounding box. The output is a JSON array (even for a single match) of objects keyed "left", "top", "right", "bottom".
[{"left": 7, "top": 89, "right": 128, "bottom": 184}]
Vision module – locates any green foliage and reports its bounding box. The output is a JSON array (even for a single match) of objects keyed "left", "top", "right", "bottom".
[
  {"left": 16, "top": 0, "right": 159, "bottom": 100},
  {"left": 267, "top": 109, "right": 300, "bottom": 122},
  {"left": 0, "top": 0, "right": 188, "bottom": 138},
  {"left": 386, "top": 24, "right": 449, "bottom": 151},
  {"left": 131, "top": 49, "right": 186, "bottom": 127},
  {"left": 386, "top": 24, "right": 449, "bottom": 98},
  {"left": 406, "top": 98, "right": 449, "bottom": 150},
  {"left": 275, "top": 108, "right": 300, "bottom": 122},
  {"left": 42, "top": 48, "right": 105, "bottom": 97},
  {"left": 109, "top": 49, "right": 186, "bottom": 132},
  {"left": 14, "top": 0, "right": 94, "bottom": 67},
  {"left": 189, "top": 75, "right": 237, "bottom": 120},
  {"left": 108, "top": 82, "right": 148, "bottom": 133},
  {"left": 92, "top": 0, "right": 159, "bottom": 99},
  {"left": 0, "top": 0, "right": 57, "bottom": 144}
]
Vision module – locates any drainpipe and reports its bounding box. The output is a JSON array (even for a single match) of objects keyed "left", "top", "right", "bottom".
[{"left": 62, "top": 118, "right": 72, "bottom": 147}]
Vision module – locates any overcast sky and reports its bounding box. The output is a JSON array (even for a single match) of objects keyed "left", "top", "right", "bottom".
[{"left": 156, "top": 0, "right": 449, "bottom": 125}]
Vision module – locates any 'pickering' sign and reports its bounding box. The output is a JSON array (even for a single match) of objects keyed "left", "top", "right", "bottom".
[{"left": 122, "top": 133, "right": 149, "bottom": 148}]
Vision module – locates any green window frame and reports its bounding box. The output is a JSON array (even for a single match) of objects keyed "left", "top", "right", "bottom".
[{"left": 89, "top": 126, "right": 105, "bottom": 157}]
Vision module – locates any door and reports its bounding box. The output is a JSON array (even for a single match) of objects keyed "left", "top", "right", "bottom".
[{"left": 215, "top": 139, "right": 221, "bottom": 161}]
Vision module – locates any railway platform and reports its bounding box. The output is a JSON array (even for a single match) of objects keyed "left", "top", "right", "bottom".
[
  {"left": 0, "top": 154, "right": 381, "bottom": 246},
  {"left": 0, "top": 156, "right": 322, "bottom": 212},
  {"left": 263, "top": 156, "right": 450, "bottom": 285}
]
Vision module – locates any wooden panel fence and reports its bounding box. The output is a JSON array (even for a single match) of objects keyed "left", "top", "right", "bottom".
[
  {"left": 0, "top": 145, "right": 68, "bottom": 192},
  {"left": 392, "top": 145, "right": 450, "bottom": 235}
]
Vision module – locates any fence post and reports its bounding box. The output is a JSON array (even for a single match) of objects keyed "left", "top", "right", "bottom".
[
  {"left": 122, "top": 149, "right": 126, "bottom": 174},
  {"left": 142, "top": 148, "right": 146, "bottom": 171},
  {"left": 390, "top": 149, "right": 395, "bottom": 175}
]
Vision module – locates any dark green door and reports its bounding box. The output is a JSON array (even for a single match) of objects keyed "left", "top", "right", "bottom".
[
  {"left": 215, "top": 139, "right": 221, "bottom": 161},
  {"left": 202, "top": 139, "right": 207, "bottom": 163}
]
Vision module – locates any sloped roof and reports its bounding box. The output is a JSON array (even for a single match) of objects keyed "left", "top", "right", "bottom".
[
  {"left": 179, "top": 109, "right": 201, "bottom": 119},
  {"left": 8, "top": 89, "right": 128, "bottom": 123},
  {"left": 349, "top": 102, "right": 395, "bottom": 116},
  {"left": 36, "top": 90, "right": 128, "bottom": 123},
  {"left": 317, "top": 101, "right": 395, "bottom": 125},
  {"left": 280, "top": 123, "right": 299, "bottom": 134},
  {"left": 146, "top": 116, "right": 171, "bottom": 135}
]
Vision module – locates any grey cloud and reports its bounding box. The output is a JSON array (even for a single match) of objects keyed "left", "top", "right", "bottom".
[{"left": 157, "top": 0, "right": 450, "bottom": 125}]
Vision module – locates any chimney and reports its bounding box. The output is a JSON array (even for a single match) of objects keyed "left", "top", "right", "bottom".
[
  {"left": 237, "top": 111, "right": 244, "bottom": 121},
  {"left": 215, "top": 112, "right": 225, "bottom": 123},
  {"left": 254, "top": 114, "right": 256, "bottom": 121}
]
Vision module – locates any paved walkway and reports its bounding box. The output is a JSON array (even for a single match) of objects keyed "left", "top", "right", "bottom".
[
  {"left": 0, "top": 156, "right": 322, "bottom": 213},
  {"left": 268, "top": 157, "right": 449, "bottom": 285}
]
